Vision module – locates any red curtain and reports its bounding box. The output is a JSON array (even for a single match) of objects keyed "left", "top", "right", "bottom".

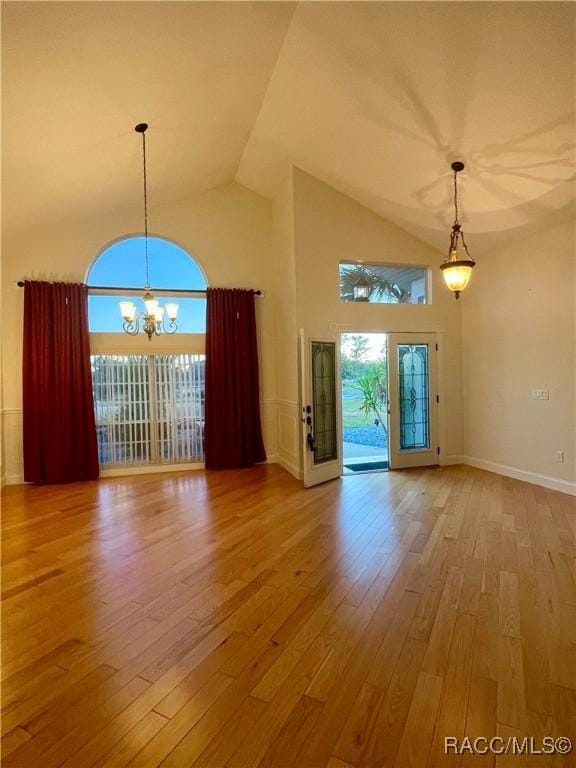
[
  {"left": 204, "top": 288, "right": 266, "bottom": 469},
  {"left": 23, "top": 281, "right": 99, "bottom": 484}
]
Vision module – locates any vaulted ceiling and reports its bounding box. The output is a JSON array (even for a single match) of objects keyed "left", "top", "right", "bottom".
[{"left": 3, "top": 1, "right": 574, "bottom": 253}]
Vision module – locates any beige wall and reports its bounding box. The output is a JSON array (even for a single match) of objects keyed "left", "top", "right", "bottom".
[
  {"left": 1, "top": 182, "right": 277, "bottom": 483},
  {"left": 291, "top": 168, "right": 464, "bottom": 462},
  {"left": 2, "top": 167, "right": 573, "bottom": 494},
  {"left": 462, "top": 220, "right": 576, "bottom": 493}
]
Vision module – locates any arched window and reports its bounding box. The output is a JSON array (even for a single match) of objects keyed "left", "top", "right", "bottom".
[
  {"left": 87, "top": 236, "right": 207, "bottom": 333},
  {"left": 87, "top": 237, "right": 207, "bottom": 470}
]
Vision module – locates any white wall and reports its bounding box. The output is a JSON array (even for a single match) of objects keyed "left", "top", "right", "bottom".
[
  {"left": 1, "top": 182, "right": 277, "bottom": 483},
  {"left": 292, "top": 168, "right": 464, "bottom": 463},
  {"left": 462, "top": 220, "right": 576, "bottom": 494}
]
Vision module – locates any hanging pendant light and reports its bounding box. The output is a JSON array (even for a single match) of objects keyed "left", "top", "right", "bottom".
[
  {"left": 120, "top": 123, "right": 179, "bottom": 339},
  {"left": 440, "top": 161, "right": 476, "bottom": 299},
  {"left": 353, "top": 273, "right": 371, "bottom": 302}
]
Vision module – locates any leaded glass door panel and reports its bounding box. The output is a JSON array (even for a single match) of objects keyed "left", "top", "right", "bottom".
[
  {"left": 388, "top": 333, "right": 438, "bottom": 469},
  {"left": 300, "top": 330, "right": 343, "bottom": 487}
]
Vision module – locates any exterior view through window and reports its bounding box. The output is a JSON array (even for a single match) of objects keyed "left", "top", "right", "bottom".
[
  {"left": 88, "top": 237, "right": 207, "bottom": 332},
  {"left": 341, "top": 333, "right": 389, "bottom": 473},
  {"left": 91, "top": 354, "right": 205, "bottom": 466},
  {"left": 339, "top": 262, "right": 428, "bottom": 304}
]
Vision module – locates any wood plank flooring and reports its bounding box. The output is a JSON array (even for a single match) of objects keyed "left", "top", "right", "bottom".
[{"left": 1, "top": 464, "right": 575, "bottom": 767}]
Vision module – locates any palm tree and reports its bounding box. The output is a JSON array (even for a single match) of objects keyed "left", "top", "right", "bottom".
[
  {"left": 347, "top": 334, "right": 370, "bottom": 361},
  {"left": 355, "top": 363, "right": 388, "bottom": 439},
  {"left": 340, "top": 264, "right": 410, "bottom": 303}
]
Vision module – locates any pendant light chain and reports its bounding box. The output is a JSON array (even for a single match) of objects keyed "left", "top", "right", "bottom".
[
  {"left": 460, "top": 227, "right": 471, "bottom": 258},
  {"left": 452, "top": 167, "right": 471, "bottom": 258},
  {"left": 141, "top": 128, "right": 150, "bottom": 289},
  {"left": 453, "top": 169, "right": 460, "bottom": 225}
]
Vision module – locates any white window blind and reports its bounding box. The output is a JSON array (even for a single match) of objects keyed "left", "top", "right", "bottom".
[{"left": 91, "top": 354, "right": 205, "bottom": 466}]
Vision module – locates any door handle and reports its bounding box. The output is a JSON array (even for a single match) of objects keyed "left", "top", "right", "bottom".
[{"left": 305, "top": 407, "right": 315, "bottom": 451}]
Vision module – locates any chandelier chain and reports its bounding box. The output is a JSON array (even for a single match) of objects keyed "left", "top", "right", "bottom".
[
  {"left": 120, "top": 122, "right": 179, "bottom": 337},
  {"left": 141, "top": 129, "right": 149, "bottom": 288}
]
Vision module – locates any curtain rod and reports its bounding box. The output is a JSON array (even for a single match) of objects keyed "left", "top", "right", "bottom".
[{"left": 16, "top": 282, "right": 262, "bottom": 297}]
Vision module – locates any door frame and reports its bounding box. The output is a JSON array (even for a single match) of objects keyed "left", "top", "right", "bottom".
[
  {"left": 336, "top": 327, "right": 448, "bottom": 472},
  {"left": 339, "top": 330, "right": 390, "bottom": 473}
]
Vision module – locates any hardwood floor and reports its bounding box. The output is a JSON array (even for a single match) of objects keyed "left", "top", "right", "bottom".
[{"left": 1, "top": 464, "right": 575, "bottom": 767}]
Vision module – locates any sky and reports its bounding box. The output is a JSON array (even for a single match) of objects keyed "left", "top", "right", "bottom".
[
  {"left": 88, "top": 237, "right": 207, "bottom": 332},
  {"left": 341, "top": 332, "right": 387, "bottom": 361}
]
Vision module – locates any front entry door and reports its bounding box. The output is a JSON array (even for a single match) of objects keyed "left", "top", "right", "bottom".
[
  {"left": 388, "top": 333, "right": 439, "bottom": 469},
  {"left": 300, "top": 330, "right": 343, "bottom": 487}
]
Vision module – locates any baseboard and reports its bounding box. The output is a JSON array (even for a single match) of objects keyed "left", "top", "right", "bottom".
[
  {"left": 4, "top": 464, "right": 206, "bottom": 485},
  {"left": 275, "top": 454, "right": 302, "bottom": 480},
  {"left": 442, "top": 455, "right": 464, "bottom": 466},
  {"left": 6, "top": 460, "right": 299, "bottom": 485},
  {"left": 5, "top": 473, "right": 25, "bottom": 486},
  {"left": 8, "top": 452, "right": 570, "bottom": 495},
  {"left": 100, "top": 462, "right": 205, "bottom": 478},
  {"left": 461, "top": 455, "right": 576, "bottom": 496}
]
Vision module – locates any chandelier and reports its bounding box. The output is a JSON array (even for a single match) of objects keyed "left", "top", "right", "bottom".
[
  {"left": 440, "top": 161, "right": 476, "bottom": 299},
  {"left": 119, "top": 123, "right": 179, "bottom": 339}
]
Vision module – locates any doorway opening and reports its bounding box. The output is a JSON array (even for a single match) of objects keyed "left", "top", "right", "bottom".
[{"left": 340, "top": 332, "right": 389, "bottom": 473}]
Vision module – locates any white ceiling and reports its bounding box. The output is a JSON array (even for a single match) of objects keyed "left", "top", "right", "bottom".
[
  {"left": 2, "top": 1, "right": 297, "bottom": 236},
  {"left": 3, "top": 1, "right": 575, "bottom": 253}
]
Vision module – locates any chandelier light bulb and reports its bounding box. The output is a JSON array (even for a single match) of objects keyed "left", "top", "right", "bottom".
[
  {"left": 165, "top": 302, "right": 179, "bottom": 321},
  {"left": 143, "top": 293, "right": 159, "bottom": 315},
  {"left": 119, "top": 301, "right": 136, "bottom": 321}
]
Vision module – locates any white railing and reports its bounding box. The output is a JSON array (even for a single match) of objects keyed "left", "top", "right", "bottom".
[{"left": 91, "top": 354, "right": 205, "bottom": 466}]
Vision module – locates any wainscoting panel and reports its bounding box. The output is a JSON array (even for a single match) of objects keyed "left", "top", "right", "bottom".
[
  {"left": 260, "top": 398, "right": 278, "bottom": 463},
  {"left": 2, "top": 409, "right": 24, "bottom": 485},
  {"left": 277, "top": 399, "right": 301, "bottom": 478},
  {"left": 2, "top": 400, "right": 280, "bottom": 486},
  {"left": 4, "top": 407, "right": 574, "bottom": 496}
]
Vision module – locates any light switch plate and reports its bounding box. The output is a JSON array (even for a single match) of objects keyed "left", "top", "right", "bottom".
[{"left": 532, "top": 389, "right": 549, "bottom": 400}]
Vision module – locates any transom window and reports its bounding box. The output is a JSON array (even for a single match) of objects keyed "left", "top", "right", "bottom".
[
  {"left": 339, "top": 261, "right": 428, "bottom": 304},
  {"left": 87, "top": 236, "right": 207, "bottom": 332}
]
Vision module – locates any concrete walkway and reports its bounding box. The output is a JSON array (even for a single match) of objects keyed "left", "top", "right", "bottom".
[
  {"left": 343, "top": 441, "right": 387, "bottom": 460},
  {"left": 343, "top": 442, "right": 388, "bottom": 475}
]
